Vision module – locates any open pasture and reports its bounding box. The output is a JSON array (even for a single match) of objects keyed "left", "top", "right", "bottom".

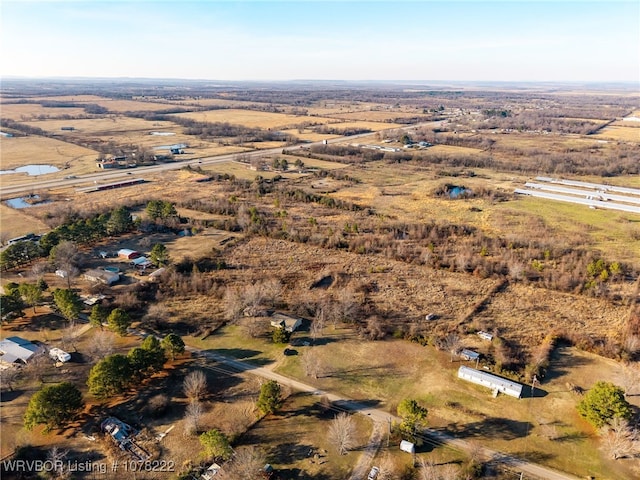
[
  {"left": 0, "top": 204, "right": 50, "bottom": 239},
  {"left": 328, "top": 110, "right": 429, "bottom": 122},
  {"left": 324, "top": 120, "right": 404, "bottom": 132},
  {"left": 170, "top": 97, "right": 266, "bottom": 108},
  {"left": 595, "top": 125, "right": 640, "bottom": 142},
  {"left": 14, "top": 94, "right": 107, "bottom": 103},
  {"left": 0, "top": 103, "right": 87, "bottom": 120},
  {"left": 281, "top": 128, "right": 337, "bottom": 142},
  {"left": 171, "top": 109, "right": 339, "bottom": 130},
  {"left": 0, "top": 135, "right": 99, "bottom": 170},
  {"left": 22, "top": 116, "right": 180, "bottom": 135},
  {"left": 82, "top": 98, "right": 190, "bottom": 113}
]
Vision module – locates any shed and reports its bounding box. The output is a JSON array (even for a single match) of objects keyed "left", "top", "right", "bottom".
[
  {"left": 131, "top": 256, "right": 153, "bottom": 268},
  {"left": 399, "top": 440, "right": 415, "bottom": 454},
  {"left": 477, "top": 331, "right": 493, "bottom": 341},
  {"left": 84, "top": 269, "right": 120, "bottom": 285},
  {"left": 460, "top": 349, "right": 480, "bottom": 361},
  {"left": 457, "top": 365, "right": 523, "bottom": 398},
  {"left": 118, "top": 249, "right": 140, "bottom": 260},
  {"left": 270, "top": 313, "right": 303, "bottom": 333}
]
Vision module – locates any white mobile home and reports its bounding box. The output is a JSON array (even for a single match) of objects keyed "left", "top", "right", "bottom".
[
  {"left": 457, "top": 365, "right": 523, "bottom": 398},
  {"left": 49, "top": 347, "right": 71, "bottom": 363}
]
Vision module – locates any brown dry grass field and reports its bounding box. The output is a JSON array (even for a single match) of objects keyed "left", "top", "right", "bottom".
[
  {"left": 0, "top": 103, "right": 87, "bottom": 121},
  {"left": 329, "top": 110, "right": 428, "bottom": 122},
  {"left": 0, "top": 135, "right": 99, "bottom": 170},
  {"left": 22, "top": 116, "right": 180, "bottom": 135},
  {"left": 595, "top": 125, "right": 640, "bottom": 142},
  {"left": 170, "top": 109, "right": 339, "bottom": 130},
  {"left": 281, "top": 128, "right": 337, "bottom": 142}
]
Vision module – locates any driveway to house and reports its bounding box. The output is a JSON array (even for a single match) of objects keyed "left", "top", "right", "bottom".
[{"left": 196, "top": 350, "right": 581, "bottom": 480}]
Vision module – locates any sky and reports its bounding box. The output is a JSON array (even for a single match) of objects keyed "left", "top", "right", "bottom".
[{"left": 1, "top": 0, "right": 638, "bottom": 83}]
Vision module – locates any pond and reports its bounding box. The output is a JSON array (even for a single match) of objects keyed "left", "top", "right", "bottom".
[
  {"left": 5, "top": 195, "right": 51, "bottom": 209},
  {"left": 0, "top": 164, "right": 60, "bottom": 175}
]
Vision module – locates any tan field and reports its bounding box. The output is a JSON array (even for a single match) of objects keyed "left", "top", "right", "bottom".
[
  {"left": 0, "top": 103, "right": 87, "bottom": 121},
  {"left": 171, "top": 109, "right": 339, "bottom": 129},
  {"left": 171, "top": 97, "right": 266, "bottom": 108},
  {"left": 7, "top": 94, "right": 106, "bottom": 103},
  {"left": 329, "top": 110, "right": 428, "bottom": 122},
  {"left": 0, "top": 135, "right": 99, "bottom": 170},
  {"left": 83, "top": 99, "right": 189, "bottom": 113},
  {"left": 281, "top": 128, "right": 337, "bottom": 142},
  {"left": 0, "top": 204, "right": 50, "bottom": 239},
  {"left": 325, "top": 120, "right": 404, "bottom": 132},
  {"left": 22, "top": 116, "right": 180, "bottom": 135},
  {"left": 595, "top": 125, "right": 640, "bottom": 142}
]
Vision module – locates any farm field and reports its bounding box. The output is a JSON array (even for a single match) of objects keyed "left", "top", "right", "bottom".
[
  {"left": 0, "top": 135, "right": 99, "bottom": 170},
  {"left": 171, "top": 109, "right": 339, "bottom": 129},
  {"left": 0, "top": 103, "right": 87, "bottom": 121},
  {"left": 1, "top": 81, "right": 640, "bottom": 480},
  {"left": 21, "top": 116, "right": 181, "bottom": 135},
  {"left": 595, "top": 125, "right": 640, "bottom": 142}
]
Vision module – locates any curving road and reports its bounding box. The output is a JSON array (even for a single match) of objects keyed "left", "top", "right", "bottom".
[{"left": 198, "top": 350, "right": 581, "bottom": 480}]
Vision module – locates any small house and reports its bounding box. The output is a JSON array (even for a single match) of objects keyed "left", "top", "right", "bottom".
[
  {"left": 84, "top": 269, "right": 120, "bottom": 286},
  {"left": 118, "top": 249, "right": 140, "bottom": 260},
  {"left": 460, "top": 349, "right": 480, "bottom": 361},
  {"left": 270, "top": 313, "right": 303, "bottom": 333},
  {"left": 457, "top": 365, "right": 523, "bottom": 398},
  {"left": 477, "top": 331, "right": 493, "bottom": 341},
  {"left": 131, "top": 256, "right": 153, "bottom": 269}
]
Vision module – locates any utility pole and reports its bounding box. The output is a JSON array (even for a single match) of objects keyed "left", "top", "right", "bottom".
[{"left": 387, "top": 417, "right": 391, "bottom": 447}]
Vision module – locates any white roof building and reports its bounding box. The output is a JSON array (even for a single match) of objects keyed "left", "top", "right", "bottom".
[
  {"left": 0, "top": 337, "right": 44, "bottom": 365},
  {"left": 458, "top": 365, "right": 523, "bottom": 398}
]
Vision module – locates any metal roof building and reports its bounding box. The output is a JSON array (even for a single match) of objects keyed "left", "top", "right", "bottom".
[
  {"left": 0, "top": 337, "right": 43, "bottom": 365},
  {"left": 457, "top": 365, "right": 523, "bottom": 398}
]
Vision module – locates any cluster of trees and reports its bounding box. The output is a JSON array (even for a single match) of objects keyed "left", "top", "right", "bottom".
[
  {"left": 1, "top": 206, "right": 134, "bottom": 270},
  {"left": 87, "top": 334, "right": 183, "bottom": 397}
]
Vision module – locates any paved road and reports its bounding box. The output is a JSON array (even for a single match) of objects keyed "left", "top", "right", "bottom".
[
  {"left": 0, "top": 122, "right": 440, "bottom": 199},
  {"left": 198, "top": 350, "right": 581, "bottom": 480}
]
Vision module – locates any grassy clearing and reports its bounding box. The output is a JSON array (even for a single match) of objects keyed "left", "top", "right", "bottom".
[
  {"left": 0, "top": 135, "right": 98, "bottom": 170},
  {"left": 171, "top": 109, "right": 338, "bottom": 130},
  {"left": 594, "top": 125, "right": 640, "bottom": 142},
  {"left": 22, "top": 116, "right": 179, "bottom": 135},
  {"left": 240, "top": 392, "right": 372, "bottom": 479},
  {"left": 281, "top": 128, "right": 337, "bottom": 142},
  {"left": 0, "top": 103, "right": 87, "bottom": 120},
  {"left": 494, "top": 196, "right": 640, "bottom": 265},
  {"left": 0, "top": 204, "right": 50, "bottom": 239},
  {"left": 275, "top": 334, "right": 636, "bottom": 479}
]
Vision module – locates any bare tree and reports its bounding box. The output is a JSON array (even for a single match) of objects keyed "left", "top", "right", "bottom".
[
  {"left": 301, "top": 349, "right": 323, "bottom": 379},
  {"left": 224, "top": 287, "right": 245, "bottom": 321},
  {"left": 47, "top": 446, "right": 70, "bottom": 479},
  {"left": 443, "top": 334, "right": 462, "bottom": 362},
  {"left": 184, "top": 370, "right": 208, "bottom": 403},
  {"left": 0, "top": 367, "right": 20, "bottom": 392},
  {"left": 327, "top": 412, "right": 356, "bottom": 455},
  {"left": 50, "top": 241, "right": 82, "bottom": 288},
  {"left": 310, "top": 307, "right": 325, "bottom": 343},
  {"left": 184, "top": 400, "right": 203, "bottom": 435},
  {"left": 599, "top": 417, "right": 639, "bottom": 460},
  {"left": 218, "top": 446, "right": 265, "bottom": 480},
  {"left": 619, "top": 362, "right": 640, "bottom": 397},
  {"left": 60, "top": 322, "right": 82, "bottom": 352},
  {"left": 418, "top": 458, "right": 438, "bottom": 480},
  {"left": 89, "top": 330, "right": 115, "bottom": 359},
  {"left": 31, "top": 261, "right": 49, "bottom": 280}
]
